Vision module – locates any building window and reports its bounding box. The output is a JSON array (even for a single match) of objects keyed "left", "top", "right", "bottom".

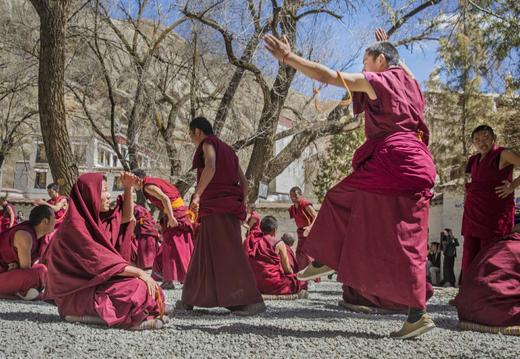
[
  {"left": 112, "top": 176, "right": 123, "bottom": 191},
  {"left": 97, "top": 147, "right": 112, "bottom": 167},
  {"left": 34, "top": 172, "right": 47, "bottom": 189},
  {"left": 35, "top": 144, "right": 48, "bottom": 163},
  {"left": 112, "top": 154, "right": 119, "bottom": 168}
]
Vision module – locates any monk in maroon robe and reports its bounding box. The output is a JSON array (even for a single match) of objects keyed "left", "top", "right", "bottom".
[
  {"left": 132, "top": 171, "right": 194, "bottom": 289},
  {"left": 0, "top": 206, "right": 55, "bottom": 300},
  {"left": 133, "top": 204, "right": 160, "bottom": 270},
  {"left": 265, "top": 28, "right": 436, "bottom": 338},
  {"left": 244, "top": 216, "right": 306, "bottom": 297},
  {"left": 461, "top": 125, "right": 520, "bottom": 276},
  {"left": 45, "top": 173, "right": 168, "bottom": 330},
  {"left": 455, "top": 233, "right": 520, "bottom": 328},
  {"left": 178, "top": 117, "right": 265, "bottom": 316},
  {"left": 244, "top": 205, "right": 261, "bottom": 237},
  {"left": 288, "top": 187, "right": 317, "bottom": 269},
  {"left": 0, "top": 198, "right": 17, "bottom": 233}
]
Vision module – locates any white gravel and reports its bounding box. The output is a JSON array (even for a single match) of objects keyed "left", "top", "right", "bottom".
[{"left": 0, "top": 280, "right": 518, "bottom": 359}]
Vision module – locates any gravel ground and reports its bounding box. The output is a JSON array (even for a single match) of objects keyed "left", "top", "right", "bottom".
[{"left": 0, "top": 280, "right": 518, "bottom": 359}]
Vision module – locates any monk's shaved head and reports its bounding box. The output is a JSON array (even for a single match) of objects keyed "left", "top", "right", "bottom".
[
  {"left": 289, "top": 187, "right": 302, "bottom": 195},
  {"left": 29, "top": 205, "right": 54, "bottom": 226},
  {"left": 281, "top": 233, "right": 296, "bottom": 246},
  {"left": 471, "top": 124, "right": 495, "bottom": 139},
  {"left": 190, "top": 117, "right": 214, "bottom": 135},
  {"left": 365, "top": 41, "right": 400, "bottom": 66},
  {"left": 260, "top": 215, "right": 278, "bottom": 234}
]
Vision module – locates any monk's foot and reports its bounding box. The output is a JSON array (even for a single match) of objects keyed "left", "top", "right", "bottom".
[
  {"left": 338, "top": 300, "right": 376, "bottom": 314},
  {"left": 297, "top": 263, "right": 334, "bottom": 281},
  {"left": 16, "top": 288, "right": 40, "bottom": 301},
  {"left": 297, "top": 290, "right": 309, "bottom": 299},
  {"left": 132, "top": 318, "right": 164, "bottom": 331},
  {"left": 157, "top": 315, "right": 171, "bottom": 324},
  {"left": 161, "top": 281, "right": 175, "bottom": 290},
  {"left": 448, "top": 298, "right": 456, "bottom": 306},
  {"left": 175, "top": 300, "right": 193, "bottom": 311},
  {"left": 164, "top": 304, "right": 175, "bottom": 315},
  {"left": 232, "top": 302, "right": 266, "bottom": 317},
  {"left": 65, "top": 315, "right": 106, "bottom": 325},
  {"left": 389, "top": 314, "right": 435, "bottom": 339}
]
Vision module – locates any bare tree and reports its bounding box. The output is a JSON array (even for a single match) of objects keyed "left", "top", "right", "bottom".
[{"left": 28, "top": 0, "right": 78, "bottom": 193}]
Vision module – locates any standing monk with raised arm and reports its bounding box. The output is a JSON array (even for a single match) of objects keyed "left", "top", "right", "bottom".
[
  {"left": 264, "top": 28, "right": 436, "bottom": 338},
  {"left": 178, "top": 117, "right": 265, "bottom": 316}
]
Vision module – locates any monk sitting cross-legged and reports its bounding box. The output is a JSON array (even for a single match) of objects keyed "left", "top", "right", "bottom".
[
  {"left": 45, "top": 173, "right": 169, "bottom": 330},
  {"left": 244, "top": 216, "right": 307, "bottom": 298},
  {"left": 0, "top": 205, "right": 55, "bottom": 301}
]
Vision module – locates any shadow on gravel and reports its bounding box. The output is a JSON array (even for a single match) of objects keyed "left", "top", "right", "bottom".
[
  {"left": 174, "top": 322, "right": 388, "bottom": 339},
  {"left": 427, "top": 304, "right": 457, "bottom": 313},
  {"left": 0, "top": 311, "right": 61, "bottom": 323}
]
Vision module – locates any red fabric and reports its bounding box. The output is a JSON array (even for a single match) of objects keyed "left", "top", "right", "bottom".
[
  {"left": 455, "top": 233, "right": 520, "bottom": 326},
  {"left": 0, "top": 203, "right": 17, "bottom": 232},
  {"left": 182, "top": 213, "right": 263, "bottom": 307},
  {"left": 141, "top": 178, "right": 194, "bottom": 281},
  {"left": 247, "top": 211, "right": 261, "bottom": 236},
  {"left": 0, "top": 264, "right": 47, "bottom": 297},
  {"left": 288, "top": 199, "right": 314, "bottom": 229},
  {"left": 134, "top": 205, "right": 159, "bottom": 270},
  {"left": 0, "top": 222, "right": 39, "bottom": 266},
  {"left": 46, "top": 173, "right": 163, "bottom": 328},
  {"left": 192, "top": 135, "right": 246, "bottom": 221},
  {"left": 353, "top": 67, "right": 429, "bottom": 145},
  {"left": 244, "top": 232, "right": 304, "bottom": 295},
  {"left": 48, "top": 195, "right": 68, "bottom": 228},
  {"left": 304, "top": 69, "right": 435, "bottom": 309},
  {"left": 461, "top": 146, "right": 515, "bottom": 272},
  {"left": 342, "top": 282, "right": 434, "bottom": 311}
]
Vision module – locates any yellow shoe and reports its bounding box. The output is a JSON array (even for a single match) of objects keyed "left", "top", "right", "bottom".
[
  {"left": 390, "top": 314, "right": 436, "bottom": 339},
  {"left": 297, "top": 264, "right": 335, "bottom": 281}
]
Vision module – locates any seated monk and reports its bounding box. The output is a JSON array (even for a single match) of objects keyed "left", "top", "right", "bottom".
[
  {"left": 0, "top": 197, "right": 17, "bottom": 233},
  {"left": 0, "top": 205, "right": 55, "bottom": 300},
  {"left": 455, "top": 231, "right": 520, "bottom": 328},
  {"left": 245, "top": 216, "right": 307, "bottom": 297},
  {"left": 243, "top": 204, "right": 261, "bottom": 237},
  {"left": 45, "top": 172, "right": 169, "bottom": 330},
  {"left": 280, "top": 233, "right": 299, "bottom": 273}
]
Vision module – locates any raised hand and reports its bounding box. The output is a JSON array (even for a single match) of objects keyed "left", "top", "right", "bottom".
[
  {"left": 264, "top": 34, "right": 291, "bottom": 62},
  {"left": 375, "top": 28, "right": 389, "bottom": 42},
  {"left": 120, "top": 171, "right": 138, "bottom": 189}
]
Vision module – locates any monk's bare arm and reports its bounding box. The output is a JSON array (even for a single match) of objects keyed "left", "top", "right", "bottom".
[
  {"left": 501, "top": 150, "right": 520, "bottom": 188},
  {"left": 121, "top": 188, "right": 133, "bottom": 224},
  {"left": 264, "top": 34, "right": 377, "bottom": 99},
  {"left": 238, "top": 166, "right": 249, "bottom": 199},
  {"left": 276, "top": 242, "right": 293, "bottom": 274},
  {"left": 119, "top": 265, "right": 157, "bottom": 296},
  {"left": 12, "top": 231, "right": 33, "bottom": 269},
  {"left": 306, "top": 206, "right": 318, "bottom": 222},
  {"left": 194, "top": 143, "right": 217, "bottom": 197},
  {"left": 8, "top": 206, "right": 15, "bottom": 228},
  {"left": 40, "top": 199, "right": 67, "bottom": 213},
  {"left": 144, "top": 185, "right": 177, "bottom": 226}
]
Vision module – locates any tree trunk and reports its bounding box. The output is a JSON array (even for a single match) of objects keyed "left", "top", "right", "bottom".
[{"left": 30, "top": 0, "right": 78, "bottom": 194}]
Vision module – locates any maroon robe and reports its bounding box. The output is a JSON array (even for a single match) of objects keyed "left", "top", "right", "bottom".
[
  {"left": 288, "top": 198, "right": 315, "bottom": 269},
  {"left": 143, "top": 177, "right": 193, "bottom": 282},
  {"left": 133, "top": 205, "right": 159, "bottom": 270},
  {"left": 45, "top": 173, "right": 164, "bottom": 328},
  {"left": 244, "top": 232, "right": 304, "bottom": 295},
  {"left": 461, "top": 146, "right": 515, "bottom": 273},
  {"left": 0, "top": 222, "right": 46, "bottom": 297},
  {"left": 455, "top": 233, "right": 520, "bottom": 326},
  {"left": 246, "top": 211, "right": 261, "bottom": 237},
  {"left": 304, "top": 67, "right": 436, "bottom": 309},
  {"left": 0, "top": 203, "right": 17, "bottom": 233},
  {"left": 182, "top": 135, "right": 263, "bottom": 308}
]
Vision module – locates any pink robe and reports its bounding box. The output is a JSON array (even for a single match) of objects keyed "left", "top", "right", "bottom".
[
  {"left": 182, "top": 135, "right": 263, "bottom": 308},
  {"left": 133, "top": 205, "right": 159, "bottom": 270},
  {"left": 0, "top": 203, "right": 17, "bottom": 233},
  {"left": 45, "top": 173, "right": 164, "bottom": 328},
  {"left": 0, "top": 222, "right": 47, "bottom": 297},
  {"left": 461, "top": 146, "right": 515, "bottom": 273},
  {"left": 143, "top": 177, "right": 193, "bottom": 283},
  {"left": 288, "top": 198, "right": 315, "bottom": 269},
  {"left": 304, "top": 67, "right": 436, "bottom": 309},
  {"left": 244, "top": 232, "right": 304, "bottom": 295},
  {"left": 455, "top": 233, "right": 520, "bottom": 326}
]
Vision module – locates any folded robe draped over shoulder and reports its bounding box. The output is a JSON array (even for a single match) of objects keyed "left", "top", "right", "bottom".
[
  {"left": 455, "top": 233, "right": 520, "bottom": 327},
  {"left": 304, "top": 67, "right": 436, "bottom": 309},
  {"left": 46, "top": 173, "right": 163, "bottom": 328}
]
